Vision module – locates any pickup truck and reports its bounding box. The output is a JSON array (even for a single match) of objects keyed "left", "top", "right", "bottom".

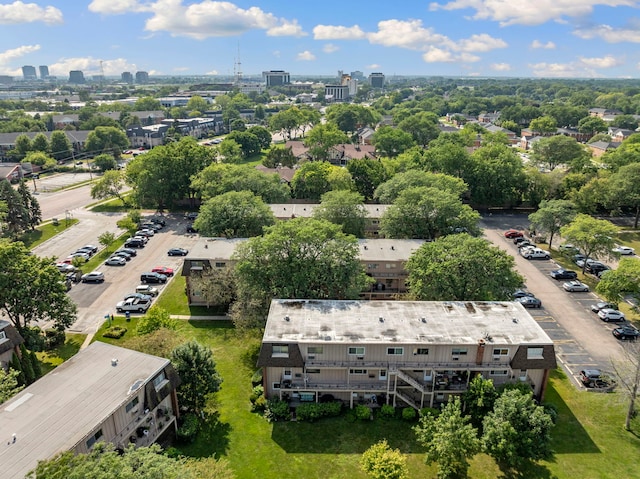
[{"left": 116, "top": 298, "right": 151, "bottom": 313}]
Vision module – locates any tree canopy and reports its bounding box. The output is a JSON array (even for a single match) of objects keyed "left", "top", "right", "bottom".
[
  {"left": 313, "top": 190, "right": 367, "bottom": 237},
  {"left": 171, "top": 341, "right": 222, "bottom": 414},
  {"left": 560, "top": 214, "right": 617, "bottom": 272},
  {"left": 528, "top": 199, "right": 576, "bottom": 248},
  {"left": 84, "top": 126, "right": 129, "bottom": 158},
  {"left": 374, "top": 170, "right": 467, "bottom": 204}
]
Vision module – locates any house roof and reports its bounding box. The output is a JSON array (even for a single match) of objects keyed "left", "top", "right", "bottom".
[
  {"left": 268, "top": 203, "right": 390, "bottom": 219},
  {"left": 0, "top": 342, "right": 170, "bottom": 479},
  {"left": 255, "top": 165, "right": 297, "bottom": 183},
  {"left": 588, "top": 140, "right": 621, "bottom": 151},
  {"left": 262, "top": 299, "right": 555, "bottom": 347},
  {"left": 284, "top": 140, "right": 311, "bottom": 158},
  {"left": 0, "top": 320, "right": 24, "bottom": 356},
  {"left": 0, "top": 131, "right": 91, "bottom": 146},
  {"left": 331, "top": 143, "right": 376, "bottom": 159}
]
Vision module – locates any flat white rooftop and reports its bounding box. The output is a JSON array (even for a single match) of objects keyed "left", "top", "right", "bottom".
[
  {"left": 0, "top": 342, "right": 169, "bottom": 479},
  {"left": 264, "top": 299, "right": 553, "bottom": 346}
]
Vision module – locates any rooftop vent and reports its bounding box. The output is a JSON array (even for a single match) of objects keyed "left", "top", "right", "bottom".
[
  {"left": 364, "top": 245, "right": 368, "bottom": 250},
  {"left": 512, "top": 317, "right": 518, "bottom": 323},
  {"left": 284, "top": 316, "right": 290, "bottom": 321},
  {"left": 379, "top": 317, "right": 384, "bottom": 323},
  {"left": 421, "top": 317, "right": 427, "bottom": 323},
  {"left": 391, "top": 246, "right": 395, "bottom": 250},
  {"left": 111, "top": 358, "right": 118, "bottom": 367}
]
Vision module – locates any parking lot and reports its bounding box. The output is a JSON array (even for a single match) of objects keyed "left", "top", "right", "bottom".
[{"left": 482, "top": 214, "right": 630, "bottom": 388}]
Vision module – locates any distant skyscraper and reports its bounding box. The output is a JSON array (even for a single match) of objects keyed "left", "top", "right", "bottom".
[
  {"left": 0, "top": 75, "right": 14, "bottom": 84},
  {"left": 68, "top": 70, "right": 85, "bottom": 83},
  {"left": 369, "top": 72, "right": 385, "bottom": 88},
  {"left": 262, "top": 70, "right": 290, "bottom": 87},
  {"left": 135, "top": 71, "right": 149, "bottom": 83},
  {"left": 39, "top": 65, "right": 49, "bottom": 79},
  {"left": 22, "top": 65, "right": 37, "bottom": 80},
  {"left": 350, "top": 70, "right": 364, "bottom": 81},
  {"left": 121, "top": 71, "right": 133, "bottom": 83}
]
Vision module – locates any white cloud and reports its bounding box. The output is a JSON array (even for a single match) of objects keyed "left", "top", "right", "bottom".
[
  {"left": 206, "top": 69, "right": 218, "bottom": 75},
  {"left": 367, "top": 63, "right": 381, "bottom": 69},
  {"left": 323, "top": 43, "right": 340, "bottom": 53},
  {"left": 531, "top": 40, "right": 556, "bottom": 49},
  {"left": 313, "top": 24, "right": 366, "bottom": 40},
  {"left": 574, "top": 23, "right": 640, "bottom": 43},
  {"left": 429, "top": 0, "right": 636, "bottom": 26},
  {"left": 422, "top": 47, "right": 456, "bottom": 63},
  {"left": 173, "top": 66, "right": 189, "bottom": 71},
  {"left": 367, "top": 19, "right": 455, "bottom": 50},
  {"left": 88, "top": 0, "right": 146, "bottom": 15},
  {"left": 48, "top": 57, "right": 138, "bottom": 77},
  {"left": 0, "top": 1, "right": 62, "bottom": 25},
  {"left": 491, "top": 62, "right": 511, "bottom": 71},
  {"left": 0, "top": 45, "right": 41, "bottom": 66},
  {"left": 529, "top": 55, "right": 623, "bottom": 77},
  {"left": 267, "top": 19, "right": 305, "bottom": 37},
  {"left": 457, "top": 33, "right": 507, "bottom": 52},
  {"left": 296, "top": 50, "right": 316, "bottom": 61}
]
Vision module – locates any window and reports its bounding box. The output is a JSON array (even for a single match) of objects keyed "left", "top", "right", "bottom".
[
  {"left": 492, "top": 348, "right": 509, "bottom": 359},
  {"left": 0, "top": 331, "right": 5, "bottom": 340},
  {"left": 153, "top": 370, "right": 167, "bottom": 390},
  {"left": 385, "top": 263, "right": 396, "bottom": 269},
  {"left": 272, "top": 382, "right": 281, "bottom": 389},
  {"left": 307, "top": 346, "right": 323, "bottom": 355},
  {"left": 348, "top": 347, "right": 365, "bottom": 356},
  {"left": 214, "top": 262, "right": 226, "bottom": 268},
  {"left": 489, "top": 370, "right": 509, "bottom": 376},
  {"left": 349, "top": 369, "right": 368, "bottom": 375},
  {"left": 452, "top": 348, "right": 468, "bottom": 360},
  {"left": 272, "top": 345, "right": 289, "bottom": 357},
  {"left": 527, "top": 347, "right": 544, "bottom": 359},
  {"left": 367, "top": 263, "right": 379, "bottom": 269},
  {"left": 379, "top": 370, "right": 387, "bottom": 380},
  {"left": 387, "top": 347, "right": 404, "bottom": 355},
  {"left": 86, "top": 429, "right": 103, "bottom": 449},
  {"left": 414, "top": 348, "right": 429, "bottom": 355},
  {"left": 125, "top": 396, "right": 139, "bottom": 413},
  {"left": 306, "top": 369, "right": 320, "bottom": 374}
]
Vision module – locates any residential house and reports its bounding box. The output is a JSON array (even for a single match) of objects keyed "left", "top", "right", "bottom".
[
  {"left": 588, "top": 140, "right": 621, "bottom": 158},
  {"left": 0, "top": 163, "right": 24, "bottom": 182},
  {"left": 127, "top": 124, "right": 169, "bottom": 149},
  {"left": 589, "top": 108, "right": 623, "bottom": 118},
  {"left": 0, "top": 320, "right": 24, "bottom": 370},
  {"left": 520, "top": 134, "right": 543, "bottom": 150},
  {"left": 0, "top": 131, "right": 91, "bottom": 162},
  {"left": 255, "top": 165, "right": 297, "bottom": 185},
  {"left": 283, "top": 140, "right": 376, "bottom": 165},
  {"left": 608, "top": 128, "right": 635, "bottom": 142},
  {"left": 257, "top": 299, "right": 557, "bottom": 409},
  {"left": 356, "top": 127, "right": 375, "bottom": 145},
  {"left": 0, "top": 342, "right": 180, "bottom": 479},
  {"left": 478, "top": 111, "right": 500, "bottom": 124},
  {"left": 483, "top": 124, "right": 518, "bottom": 144},
  {"left": 181, "top": 237, "right": 416, "bottom": 306},
  {"left": 445, "top": 113, "right": 476, "bottom": 126}
]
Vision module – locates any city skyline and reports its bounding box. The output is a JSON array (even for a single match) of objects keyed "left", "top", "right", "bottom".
[{"left": 1, "top": 1, "right": 640, "bottom": 79}]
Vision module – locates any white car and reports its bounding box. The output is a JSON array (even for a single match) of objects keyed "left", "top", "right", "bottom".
[
  {"left": 521, "top": 247, "right": 550, "bottom": 260},
  {"left": 105, "top": 256, "right": 126, "bottom": 266},
  {"left": 136, "top": 284, "right": 159, "bottom": 297},
  {"left": 115, "top": 298, "right": 151, "bottom": 313},
  {"left": 597, "top": 309, "right": 626, "bottom": 322},
  {"left": 81, "top": 271, "right": 105, "bottom": 283},
  {"left": 563, "top": 280, "right": 590, "bottom": 292},
  {"left": 613, "top": 246, "right": 635, "bottom": 255}
]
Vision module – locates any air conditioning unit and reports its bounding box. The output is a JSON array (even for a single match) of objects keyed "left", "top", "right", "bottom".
[
  {"left": 357, "top": 356, "right": 364, "bottom": 360},
  {"left": 308, "top": 355, "right": 315, "bottom": 359}
]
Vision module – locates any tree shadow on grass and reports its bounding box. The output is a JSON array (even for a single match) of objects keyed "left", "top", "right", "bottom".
[
  {"left": 496, "top": 461, "right": 558, "bottom": 479},
  {"left": 175, "top": 411, "right": 232, "bottom": 459}
]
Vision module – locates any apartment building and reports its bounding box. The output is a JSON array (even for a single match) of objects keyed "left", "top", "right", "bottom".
[
  {"left": 0, "top": 342, "right": 180, "bottom": 479},
  {"left": 257, "top": 299, "right": 556, "bottom": 410}
]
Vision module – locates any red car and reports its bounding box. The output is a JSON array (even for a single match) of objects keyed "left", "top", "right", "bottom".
[
  {"left": 151, "top": 266, "right": 174, "bottom": 277},
  {"left": 504, "top": 229, "right": 524, "bottom": 239}
]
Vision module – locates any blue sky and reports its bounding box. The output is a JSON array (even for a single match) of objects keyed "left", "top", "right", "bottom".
[{"left": 1, "top": 0, "right": 640, "bottom": 79}]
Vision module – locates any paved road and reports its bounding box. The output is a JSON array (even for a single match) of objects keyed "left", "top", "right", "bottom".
[{"left": 481, "top": 215, "right": 630, "bottom": 385}]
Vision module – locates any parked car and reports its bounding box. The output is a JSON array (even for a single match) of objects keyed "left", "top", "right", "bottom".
[
  {"left": 563, "top": 280, "right": 590, "bottom": 292},
  {"left": 521, "top": 247, "right": 550, "bottom": 260},
  {"left": 572, "top": 253, "right": 586, "bottom": 264},
  {"left": 124, "top": 238, "right": 145, "bottom": 248},
  {"left": 72, "top": 247, "right": 95, "bottom": 257},
  {"left": 105, "top": 256, "right": 127, "bottom": 266},
  {"left": 116, "top": 298, "right": 151, "bottom": 313},
  {"left": 140, "top": 222, "right": 162, "bottom": 231},
  {"left": 132, "top": 235, "right": 149, "bottom": 244},
  {"left": 111, "top": 251, "right": 132, "bottom": 261},
  {"left": 516, "top": 240, "right": 535, "bottom": 249},
  {"left": 136, "top": 284, "right": 159, "bottom": 297},
  {"left": 116, "top": 247, "right": 137, "bottom": 257},
  {"left": 559, "top": 243, "right": 580, "bottom": 254},
  {"left": 134, "top": 229, "right": 154, "bottom": 237},
  {"left": 590, "top": 301, "right": 618, "bottom": 313},
  {"left": 151, "top": 266, "right": 174, "bottom": 277},
  {"left": 580, "top": 369, "right": 602, "bottom": 386},
  {"left": 55, "top": 263, "right": 76, "bottom": 273},
  {"left": 124, "top": 293, "right": 152, "bottom": 302},
  {"left": 81, "top": 244, "right": 99, "bottom": 254},
  {"left": 168, "top": 247, "right": 188, "bottom": 256},
  {"left": 587, "top": 263, "right": 610, "bottom": 275},
  {"left": 576, "top": 258, "right": 602, "bottom": 269},
  {"left": 186, "top": 224, "right": 198, "bottom": 233},
  {"left": 612, "top": 325, "right": 640, "bottom": 340},
  {"left": 504, "top": 229, "right": 524, "bottom": 239},
  {"left": 150, "top": 218, "right": 166, "bottom": 227},
  {"left": 67, "top": 252, "right": 90, "bottom": 262},
  {"left": 517, "top": 296, "right": 542, "bottom": 308},
  {"left": 612, "top": 246, "right": 635, "bottom": 255},
  {"left": 513, "top": 236, "right": 527, "bottom": 245},
  {"left": 184, "top": 212, "right": 198, "bottom": 221},
  {"left": 550, "top": 269, "right": 578, "bottom": 280},
  {"left": 597, "top": 309, "right": 626, "bottom": 322},
  {"left": 513, "top": 289, "right": 534, "bottom": 298},
  {"left": 81, "top": 271, "right": 105, "bottom": 283},
  {"left": 140, "top": 272, "right": 168, "bottom": 284}
]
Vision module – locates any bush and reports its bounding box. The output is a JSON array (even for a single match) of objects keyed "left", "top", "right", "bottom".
[
  {"left": 251, "top": 368, "right": 263, "bottom": 386},
  {"left": 249, "top": 385, "right": 264, "bottom": 403},
  {"left": 401, "top": 407, "right": 417, "bottom": 421},
  {"left": 322, "top": 401, "right": 342, "bottom": 418},
  {"left": 102, "top": 326, "right": 127, "bottom": 339},
  {"left": 176, "top": 413, "right": 200, "bottom": 443},
  {"left": 355, "top": 404, "right": 371, "bottom": 421},
  {"left": 296, "top": 403, "right": 323, "bottom": 422},
  {"left": 379, "top": 404, "right": 396, "bottom": 418},
  {"left": 22, "top": 326, "right": 45, "bottom": 352},
  {"left": 264, "top": 399, "right": 290, "bottom": 422},
  {"left": 543, "top": 403, "right": 559, "bottom": 424},
  {"left": 419, "top": 407, "right": 440, "bottom": 418},
  {"left": 251, "top": 395, "right": 267, "bottom": 413},
  {"left": 44, "top": 328, "right": 66, "bottom": 350}
]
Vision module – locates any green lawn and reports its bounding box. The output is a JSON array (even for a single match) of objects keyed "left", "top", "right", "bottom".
[
  {"left": 93, "top": 315, "right": 640, "bottom": 479},
  {"left": 36, "top": 333, "right": 85, "bottom": 375},
  {"left": 19, "top": 218, "right": 79, "bottom": 249},
  {"left": 89, "top": 197, "right": 132, "bottom": 213},
  {"left": 154, "top": 271, "right": 227, "bottom": 316}
]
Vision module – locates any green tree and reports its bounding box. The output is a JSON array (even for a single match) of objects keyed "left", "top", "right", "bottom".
[
  {"left": 268, "top": 107, "right": 305, "bottom": 140},
  {"left": 194, "top": 191, "right": 275, "bottom": 238},
  {"left": 360, "top": 440, "right": 409, "bottom": 479},
  {"left": 397, "top": 111, "right": 440, "bottom": 147},
  {"left": 304, "top": 123, "right": 349, "bottom": 161},
  {"left": 531, "top": 135, "right": 588, "bottom": 171},
  {"left": 19, "top": 343, "right": 35, "bottom": 384},
  {"left": 372, "top": 126, "right": 414, "bottom": 157},
  {"left": 134, "top": 96, "right": 162, "bottom": 110},
  {"left": 16, "top": 179, "right": 41, "bottom": 230},
  {"left": 0, "top": 240, "right": 77, "bottom": 334},
  {"left": 12, "top": 134, "right": 32, "bottom": 160},
  {"left": 596, "top": 257, "right": 640, "bottom": 306},
  {"left": 31, "top": 133, "right": 49, "bottom": 153},
  {"left": 190, "top": 267, "right": 236, "bottom": 309},
  {"left": 49, "top": 131, "right": 73, "bottom": 161},
  {"left": 226, "top": 131, "right": 261, "bottom": 158},
  {"left": 406, "top": 234, "right": 523, "bottom": 301},
  {"left": 325, "top": 104, "right": 380, "bottom": 134},
  {"left": 186, "top": 95, "right": 209, "bottom": 113},
  {"left": 610, "top": 341, "right": 640, "bottom": 431},
  {"left": 98, "top": 231, "right": 116, "bottom": 252},
  {"left": 191, "top": 163, "right": 290, "bottom": 203},
  {"left": 528, "top": 199, "right": 576, "bottom": 248},
  {"left": 606, "top": 162, "right": 640, "bottom": 228},
  {"left": 346, "top": 158, "right": 387, "bottom": 201},
  {"left": 578, "top": 116, "right": 608, "bottom": 135},
  {"left": 313, "top": 190, "right": 367, "bottom": 237},
  {"left": 91, "top": 170, "right": 127, "bottom": 205},
  {"left": 560, "top": 214, "right": 617, "bottom": 273},
  {"left": 529, "top": 116, "right": 557, "bottom": 135},
  {"left": 290, "top": 161, "right": 335, "bottom": 200},
  {"left": 611, "top": 114, "right": 639, "bottom": 130},
  {"left": 171, "top": 341, "right": 222, "bottom": 413},
  {"left": 23, "top": 151, "right": 56, "bottom": 170},
  {"left": 381, "top": 187, "right": 480, "bottom": 240},
  {"left": 247, "top": 125, "right": 272, "bottom": 150},
  {"left": 482, "top": 389, "right": 554, "bottom": 469},
  {"left": 414, "top": 397, "right": 481, "bottom": 479},
  {"left": 137, "top": 306, "right": 177, "bottom": 335},
  {"left": 217, "top": 138, "right": 243, "bottom": 163},
  {"left": 262, "top": 145, "right": 297, "bottom": 168},
  {"left": 84, "top": 126, "right": 129, "bottom": 158},
  {"left": 92, "top": 153, "right": 117, "bottom": 172},
  {"left": 374, "top": 170, "right": 467, "bottom": 204},
  {"left": 462, "top": 375, "right": 498, "bottom": 431},
  {"left": 0, "top": 367, "right": 23, "bottom": 404},
  {"left": 0, "top": 180, "right": 29, "bottom": 237}
]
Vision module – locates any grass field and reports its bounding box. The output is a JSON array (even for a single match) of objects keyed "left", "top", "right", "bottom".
[
  {"left": 19, "top": 218, "right": 79, "bottom": 249},
  {"left": 93, "top": 316, "right": 640, "bottom": 479},
  {"left": 36, "top": 332, "right": 85, "bottom": 375},
  {"left": 154, "top": 270, "right": 227, "bottom": 316}
]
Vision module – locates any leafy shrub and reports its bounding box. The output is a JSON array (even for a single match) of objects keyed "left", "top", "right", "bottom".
[
  {"left": 321, "top": 401, "right": 342, "bottom": 417},
  {"left": 249, "top": 385, "right": 264, "bottom": 403},
  {"left": 296, "top": 403, "right": 323, "bottom": 422},
  {"left": 543, "top": 403, "right": 559, "bottom": 424},
  {"left": 251, "top": 395, "right": 267, "bottom": 413},
  {"left": 264, "top": 399, "right": 290, "bottom": 422},
  {"left": 136, "top": 307, "right": 177, "bottom": 335},
  {"left": 355, "top": 404, "right": 371, "bottom": 421},
  {"left": 164, "top": 447, "right": 182, "bottom": 459},
  {"left": 176, "top": 413, "right": 200, "bottom": 443},
  {"left": 44, "top": 328, "right": 66, "bottom": 350},
  {"left": 102, "top": 326, "right": 127, "bottom": 339},
  {"left": 379, "top": 404, "right": 396, "bottom": 418},
  {"left": 402, "top": 407, "right": 417, "bottom": 421},
  {"left": 419, "top": 407, "right": 440, "bottom": 418},
  {"left": 22, "top": 326, "right": 45, "bottom": 352},
  {"left": 251, "top": 368, "right": 263, "bottom": 386}
]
